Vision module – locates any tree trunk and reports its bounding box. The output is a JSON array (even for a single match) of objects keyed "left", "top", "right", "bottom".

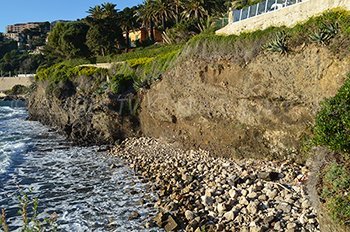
[
  {"left": 150, "top": 20, "right": 155, "bottom": 42},
  {"left": 126, "top": 29, "right": 130, "bottom": 50},
  {"left": 175, "top": 4, "right": 179, "bottom": 23},
  {"left": 162, "top": 14, "right": 166, "bottom": 30}
]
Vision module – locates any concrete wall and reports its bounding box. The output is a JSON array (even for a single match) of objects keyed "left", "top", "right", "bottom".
[
  {"left": 79, "top": 63, "right": 116, "bottom": 69},
  {"left": 0, "top": 76, "right": 34, "bottom": 92},
  {"left": 216, "top": 0, "right": 350, "bottom": 35}
]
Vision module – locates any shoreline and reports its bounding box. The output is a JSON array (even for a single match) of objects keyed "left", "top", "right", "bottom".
[
  {"left": 0, "top": 92, "right": 26, "bottom": 101},
  {"left": 111, "top": 137, "right": 320, "bottom": 231}
]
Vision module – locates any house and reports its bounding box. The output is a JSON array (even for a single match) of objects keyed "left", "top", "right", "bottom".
[{"left": 126, "top": 28, "right": 163, "bottom": 47}]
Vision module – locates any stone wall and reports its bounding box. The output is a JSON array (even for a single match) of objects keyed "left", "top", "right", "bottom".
[
  {"left": 216, "top": 0, "right": 350, "bottom": 35},
  {"left": 0, "top": 76, "right": 34, "bottom": 92}
]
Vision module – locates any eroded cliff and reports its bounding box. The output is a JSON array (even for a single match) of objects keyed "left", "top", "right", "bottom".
[
  {"left": 28, "top": 77, "right": 140, "bottom": 145},
  {"left": 140, "top": 45, "right": 350, "bottom": 160}
]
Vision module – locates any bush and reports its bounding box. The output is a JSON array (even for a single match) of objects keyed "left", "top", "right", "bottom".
[
  {"left": 322, "top": 163, "right": 350, "bottom": 225},
  {"left": 4, "top": 85, "right": 29, "bottom": 95},
  {"left": 35, "top": 62, "right": 107, "bottom": 83},
  {"left": 314, "top": 75, "right": 350, "bottom": 153},
  {"left": 163, "top": 22, "right": 197, "bottom": 44}
]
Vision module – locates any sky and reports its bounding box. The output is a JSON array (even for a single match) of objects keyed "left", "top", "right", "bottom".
[{"left": 0, "top": 0, "right": 143, "bottom": 32}]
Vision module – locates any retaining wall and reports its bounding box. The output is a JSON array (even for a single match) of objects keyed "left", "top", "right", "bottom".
[{"left": 216, "top": 0, "right": 350, "bottom": 35}]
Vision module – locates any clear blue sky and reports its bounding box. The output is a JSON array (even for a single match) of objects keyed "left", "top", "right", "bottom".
[{"left": 0, "top": 0, "right": 143, "bottom": 32}]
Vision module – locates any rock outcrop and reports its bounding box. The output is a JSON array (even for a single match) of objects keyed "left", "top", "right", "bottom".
[
  {"left": 140, "top": 45, "right": 350, "bottom": 159},
  {"left": 28, "top": 78, "right": 140, "bottom": 145}
]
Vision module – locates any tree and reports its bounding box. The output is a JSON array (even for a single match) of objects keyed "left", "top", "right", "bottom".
[
  {"left": 181, "top": 0, "right": 208, "bottom": 20},
  {"left": 0, "top": 40, "right": 17, "bottom": 59},
  {"left": 137, "top": 0, "right": 157, "bottom": 42},
  {"left": 85, "top": 2, "right": 124, "bottom": 56},
  {"left": 46, "top": 22, "right": 90, "bottom": 59},
  {"left": 152, "top": 0, "right": 174, "bottom": 30},
  {"left": 87, "top": 5, "right": 104, "bottom": 20},
  {"left": 119, "top": 7, "right": 139, "bottom": 49},
  {"left": 171, "top": 0, "right": 184, "bottom": 23}
]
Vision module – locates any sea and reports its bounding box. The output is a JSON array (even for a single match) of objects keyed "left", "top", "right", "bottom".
[{"left": 0, "top": 100, "right": 157, "bottom": 231}]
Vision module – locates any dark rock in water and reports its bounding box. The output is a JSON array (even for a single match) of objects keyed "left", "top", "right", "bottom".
[
  {"left": 110, "top": 163, "right": 117, "bottom": 169},
  {"left": 128, "top": 211, "right": 141, "bottom": 220}
]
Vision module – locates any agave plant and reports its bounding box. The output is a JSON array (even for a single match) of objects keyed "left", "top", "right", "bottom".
[
  {"left": 310, "top": 22, "right": 339, "bottom": 45},
  {"left": 264, "top": 31, "right": 288, "bottom": 54}
]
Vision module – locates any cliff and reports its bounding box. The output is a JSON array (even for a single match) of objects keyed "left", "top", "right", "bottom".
[
  {"left": 28, "top": 77, "right": 140, "bottom": 145},
  {"left": 28, "top": 45, "right": 350, "bottom": 158},
  {"left": 140, "top": 45, "right": 350, "bottom": 160}
]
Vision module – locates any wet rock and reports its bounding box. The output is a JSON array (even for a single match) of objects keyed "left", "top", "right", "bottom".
[{"left": 128, "top": 211, "right": 141, "bottom": 220}]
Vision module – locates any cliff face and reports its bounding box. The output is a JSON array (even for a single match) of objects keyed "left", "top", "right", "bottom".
[
  {"left": 28, "top": 45, "right": 350, "bottom": 159},
  {"left": 28, "top": 78, "right": 140, "bottom": 145},
  {"left": 140, "top": 45, "right": 350, "bottom": 159}
]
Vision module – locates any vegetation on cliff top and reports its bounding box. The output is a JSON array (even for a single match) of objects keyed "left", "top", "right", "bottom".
[{"left": 180, "top": 9, "right": 350, "bottom": 64}]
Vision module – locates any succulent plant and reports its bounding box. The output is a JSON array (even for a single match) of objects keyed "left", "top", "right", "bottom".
[
  {"left": 264, "top": 31, "right": 288, "bottom": 54},
  {"left": 310, "top": 22, "right": 339, "bottom": 45}
]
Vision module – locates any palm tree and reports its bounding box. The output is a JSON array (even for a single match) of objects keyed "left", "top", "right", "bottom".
[
  {"left": 119, "top": 7, "right": 139, "bottom": 48},
  {"left": 172, "top": 0, "right": 183, "bottom": 23},
  {"left": 85, "top": 2, "right": 123, "bottom": 56},
  {"left": 181, "top": 0, "right": 208, "bottom": 20},
  {"left": 137, "top": 0, "right": 157, "bottom": 42},
  {"left": 102, "top": 2, "right": 118, "bottom": 19},
  {"left": 231, "top": 0, "right": 248, "bottom": 10},
  {"left": 87, "top": 5, "right": 104, "bottom": 20},
  {"left": 152, "top": 0, "right": 174, "bottom": 30}
]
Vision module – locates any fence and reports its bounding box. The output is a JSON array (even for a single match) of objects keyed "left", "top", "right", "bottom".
[
  {"left": 0, "top": 71, "right": 35, "bottom": 77},
  {"left": 231, "top": 0, "right": 303, "bottom": 23}
]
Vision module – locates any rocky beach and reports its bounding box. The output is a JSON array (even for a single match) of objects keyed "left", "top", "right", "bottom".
[{"left": 112, "top": 137, "right": 320, "bottom": 231}]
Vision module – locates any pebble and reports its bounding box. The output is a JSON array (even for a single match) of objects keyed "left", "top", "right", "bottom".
[{"left": 111, "top": 137, "right": 320, "bottom": 231}]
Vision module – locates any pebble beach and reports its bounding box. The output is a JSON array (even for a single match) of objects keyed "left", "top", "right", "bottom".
[{"left": 112, "top": 137, "right": 320, "bottom": 232}]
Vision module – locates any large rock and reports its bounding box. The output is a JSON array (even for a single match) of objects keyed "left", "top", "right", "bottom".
[{"left": 28, "top": 79, "right": 140, "bottom": 145}]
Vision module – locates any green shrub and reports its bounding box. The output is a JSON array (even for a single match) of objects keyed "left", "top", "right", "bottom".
[
  {"left": 126, "top": 57, "right": 154, "bottom": 68},
  {"left": 108, "top": 74, "right": 134, "bottom": 94},
  {"left": 4, "top": 85, "right": 29, "bottom": 95},
  {"left": 35, "top": 63, "right": 107, "bottom": 84},
  {"left": 322, "top": 163, "right": 350, "bottom": 225},
  {"left": 314, "top": 75, "right": 350, "bottom": 152}
]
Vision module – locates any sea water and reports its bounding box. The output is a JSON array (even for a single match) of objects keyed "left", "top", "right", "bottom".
[{"left": 0, "top": 101, "right": 157, "bottom": 231}]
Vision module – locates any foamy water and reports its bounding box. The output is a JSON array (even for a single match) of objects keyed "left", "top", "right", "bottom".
[{"left": 0, "top": 101, "right": 158, "bottom": 231}]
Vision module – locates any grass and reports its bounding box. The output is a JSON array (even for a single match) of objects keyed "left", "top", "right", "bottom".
[
  {"left": 96, "top": 44, "right": 183, "bottom": 63},
  {"left": 0, "top": 190, "right": 57, "bottom": 231},
  {"left": 179, "top": 9, "right": 350, "bottom": 64}
]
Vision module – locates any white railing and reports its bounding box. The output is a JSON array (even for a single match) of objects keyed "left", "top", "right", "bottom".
[
  {"left": 0, "top": 72, "right": 35, "bottom": 78},
  {"left": 230, "top": 0, "right": 303, "bottom": 23}
]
